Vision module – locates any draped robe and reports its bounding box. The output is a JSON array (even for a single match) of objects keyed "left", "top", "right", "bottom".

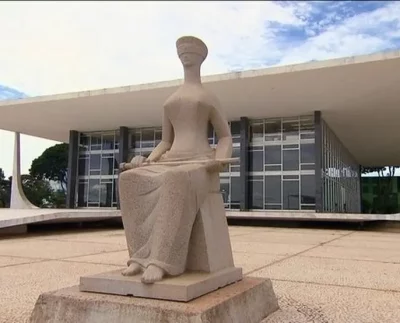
[{"left": 118, "top": 149, "right": 215, "bottom": 276}]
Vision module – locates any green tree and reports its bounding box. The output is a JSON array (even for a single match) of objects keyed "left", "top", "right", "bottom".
[
  {"left": 20, "top": 174, "right": 54, "bottom": 208},
  {"left": 361, "top": 166, "right": 399, "bottom": 213},
  {"left": 0, "top": 168, "right": 11, "bottom": 208},
  {"left": 30, "top": 143, "right": 69, "bottom": 193}
]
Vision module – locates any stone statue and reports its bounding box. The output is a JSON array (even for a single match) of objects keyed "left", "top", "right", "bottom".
[{"left": 118, "top": 36, "right": 238, "bottom": 285}]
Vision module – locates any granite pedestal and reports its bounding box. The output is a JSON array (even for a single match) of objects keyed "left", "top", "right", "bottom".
[
  {"left": 80, "top": 267, "right": 243, "bottom": 302},
  {"left": 30, "top": 277, "right": 279, "bottom": 323}
]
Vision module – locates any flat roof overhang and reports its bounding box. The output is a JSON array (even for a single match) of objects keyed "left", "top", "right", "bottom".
[{"left": 1, "top": 50, "right": 400, "bottom": 166}]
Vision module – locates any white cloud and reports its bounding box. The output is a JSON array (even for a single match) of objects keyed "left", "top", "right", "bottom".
[{"left": 1, "top": 1, "right": 400, "bottom": 177}]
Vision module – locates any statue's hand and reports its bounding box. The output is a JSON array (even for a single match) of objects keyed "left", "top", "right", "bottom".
[
  {"left": 130, "top": 155, "right": 148, "bottom": 168},
  {"left": 205, "top": 159, "right": 225, "bottom": 173}
]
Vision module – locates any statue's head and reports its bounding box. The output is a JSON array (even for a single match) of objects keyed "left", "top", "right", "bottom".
[{"left": 176, "top": 36, "right": 208, "bottom": 67}]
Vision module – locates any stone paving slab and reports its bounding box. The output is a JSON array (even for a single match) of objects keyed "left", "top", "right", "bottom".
[{"left": 0, "top": 225, "right": 399, "bottom": 322}]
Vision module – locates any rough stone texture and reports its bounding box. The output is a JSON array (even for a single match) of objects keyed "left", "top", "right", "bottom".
[
  {"left": 30, "top": 277, "right": 278, "bottom": 323},
  {"left": 118, "top": 36, "right": 241, "bottom": 287},
  {"left": 80, "top": 267, "right": 242, "bottom": 302}
]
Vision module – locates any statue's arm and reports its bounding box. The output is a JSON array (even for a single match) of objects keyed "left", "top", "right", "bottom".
[
  {"left": 210, "top": 104, "right": 233, "bottom": 160},
  {"left": 147, "top": 112, "right": 173, "bottom": 162}
]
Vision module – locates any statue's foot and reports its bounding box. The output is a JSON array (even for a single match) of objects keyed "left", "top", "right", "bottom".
[
  {"left": 141, "top": 264, "right": 165, "bottom": 284},
  {"left": 122, "top": 263, "right": 142, "bottom": 276}
]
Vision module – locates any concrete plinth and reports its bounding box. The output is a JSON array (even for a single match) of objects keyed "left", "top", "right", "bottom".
[
  {"left": 80, "top": 267, "right": 243, "bottom": 302},
  {"left": 30, "top": 277, "right": 279, "bottom": 323}
]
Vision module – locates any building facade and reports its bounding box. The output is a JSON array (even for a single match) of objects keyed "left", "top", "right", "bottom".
[{"left": 69, "top": 111, "right": 362, "bottom": 213}]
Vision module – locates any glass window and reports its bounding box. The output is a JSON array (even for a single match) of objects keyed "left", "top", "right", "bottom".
[
  {"left": 265, "top": 119, "right": 281, "bottom": 142},
  {"left": 249, "top": 149, "right": 263, "bottom": 172},
  {"left": 301, "top": 143, "right": 315, "bottom": 164},
  {"left": 88, "top": 179, "right": 100, "bottom": 203},
  {"left": 301, "top": 175, "right": 315, "bottom": 204},
  {"left": 100, "top": 182, "right": 113, "bottom": 207},
  {"left": 102, "top": 134, "right": 114, "bottom": 150},
  {"left": 77, "top": 182, "right": 88, "bottom": 207},
  {"left": 264, "top": 145, "right": 281, "bottom": 164},
  {"left": 133, "top": 132, "right": 141, "bottom": 148},
  {"left": 89, "top": 154, "right": 101, "bottom": 170},
  {"left": 141, "top": 129, "right": 155, "bottom": 148},
  {"left": 283, "top": 150, "right": 299, "bottom": 171},
  {"left": 155, "top": 130, "right": 162, "bottom": 145},
  {"left": 265, "top": 175, "right": 281, "bottom": 204},
  {"left": 230, "top": 177, "right": 241, "bottom": 206},
  {"left": 78, "top": 158, "right": 89, "bottom": 176},
  {"left": 282, "top": 120, "right": 299, "bottom": 141},
  {"left": 79, "top": 135, "right": 89, "bottom": 152},
  {"left": 231, "top": 121, "right": 241, "bottom": 136},
  {"left": 90, "top": 134, "right": 102, "bottom": 151},
  {"left": 113, "top": 179, "right": 118, "bottom": 204},
  {"left": 250, "top": 123, "right": 263, "bottom": 142},
  {"left": 283, "top": 181, "right": 299, "bottom": 210},
  {"left": 114, "top": 154, "right": 119, "bottom": 169},
  {"left": 101, "top": 155, "right": 114, "bottom": 175},
  {"left": 220, "top": 180, "right": 230, "bottom": 204},
  {"left": 250, "top": 180, "right": 263, "bottom": 209}
]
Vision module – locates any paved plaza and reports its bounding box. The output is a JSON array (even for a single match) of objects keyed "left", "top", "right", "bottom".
[{"left": 0, "top": 224, "right": 399, "bottom": 322}]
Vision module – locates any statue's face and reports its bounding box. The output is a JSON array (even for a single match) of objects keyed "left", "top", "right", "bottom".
[{"left": 179, "top": 52, "right": 203, "bottom": 67}]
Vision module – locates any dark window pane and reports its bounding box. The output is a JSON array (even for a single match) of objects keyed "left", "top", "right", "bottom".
[
  {"left": 134, "top": 133, "right": 141, "bottom": 148},
  {"left": 79, "top": 135, "right": 89, "bottom": 152},
  {"left": 102, "top": 134, "right": 114, "bottom": 150},
  {"left": 283, "top": 144, "right": 298, "bottom": 149},
  {"left": 78, "top": 158, "right": 89, "bottom": 176},
  {"left": 283, "top": 181, "right": 299, "bottom": 210},
  {"left": 283, "top": 120, "right": 299, "bottom": 141},
  {"left": 155, "top": 131, "right": 162, "bottom": 145},
  {"left": 141, "top": 129, "right": 154, "bottom": 148},
  {"left": 101, "top": 157, "right": 114, "bottom": 175},
  {"left": 264, "top": 145, "right": 281, "bottom": 164},
  {"left": 301, "top": 143, "right": 315, "bottom": 164},
  {"left": 231, "top": 121, "right": 241, "bottom": 136},
  {"left": 231, "top": 177, "right": 241, "bottom": 205},
  {"left": 113, "top": 179, "right": 118, "bottom": 203},
  {"left": 301, "top": 205, "right": 315, "bottom": 210},
  {"left": 90, "top": 154, "right": 101, "bottom": 170},
  {"left": 265, "top": 165, "right": 281, "bottom": 171},
  {"left": 249, "top": 149, "right": 263, "bottom": 172},
  {"left": 265, "top": 175, "right": 281, "bottom": 203},
  {"left": 100, "top": 182, "right": 113, "bottom": 207},
  {"left": 114, "top": 154, "right": 119, "bottom": 169},
  {"left": 301, "top": 175, "right": 315, "bottom": 204},
  {"left": 283, "top": 150, "right": 299, "bottom": 171},
  {"left": 300, "top": 116, "right": 314, "bottom": 132},
  {"left": 250, "top": 123, "right": 263, "bottom": 142},
  {"left": 90, "top": 135, "right": 102, "bottom": 150},
  {"left": 301, "top": 164, "right": 315, "bottom": 170},
  {"left": 250, "top": 180, "right": 263, "bottom": 209},
  {"left": 283, "top": 175, "right": 299, "bottom": 180},
  {"left": 220, "top": 182, "right": 230, "bottom": 204},
  {"left": 77, "top": 183, "right": 88, "bottom": 207},
  {"left": 265, "top": 119, "right": 281, "bottom": 135},
  {"left": 230, "top": 165, "right": 240, "bottom": 173},
  {"left": 114, "top": 134, "right": 120, "bottom": 149},
  {"left": 232, "top": 147, "right": 240, "bottom": 159},
  {"left": 88, "top": 179, "right": 100, "bottom": 203},
  {"left": 265, "top": 204, "right": 282, "bottom": 210}
]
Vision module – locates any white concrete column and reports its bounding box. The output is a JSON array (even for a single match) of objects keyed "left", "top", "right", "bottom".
[{"left": 10, "top": 132, "right": 37, "bottom": 209}]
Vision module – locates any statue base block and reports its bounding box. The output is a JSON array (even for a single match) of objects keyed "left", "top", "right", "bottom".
[
  {"left": 79, "top": 267, "right": 243, "bottom": 302},
  {"left": 30, "top": 277, "right": 279, "bottom": 323}
]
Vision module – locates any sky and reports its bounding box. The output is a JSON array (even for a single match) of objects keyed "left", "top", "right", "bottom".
[{"left": 1, "top": 1, "right": 400, "bottom": 177}]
